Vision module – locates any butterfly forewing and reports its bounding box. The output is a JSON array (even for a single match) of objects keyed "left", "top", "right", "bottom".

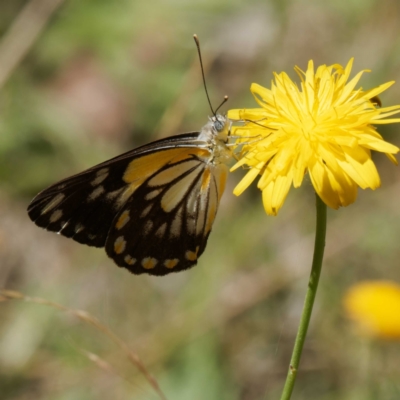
[
  {"left": 28, "top": 163, "right": 131, "bottom": 247},
  {"left": 27, "top": 121, "right": 231, "bottom": 275},
  {"left": 27, "top": 133, "right": 201, "bottom": 247}
]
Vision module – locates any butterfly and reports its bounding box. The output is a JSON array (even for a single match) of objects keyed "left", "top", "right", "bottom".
[{"left": 27, "top": 115, "right": 233, "bottom": 276}]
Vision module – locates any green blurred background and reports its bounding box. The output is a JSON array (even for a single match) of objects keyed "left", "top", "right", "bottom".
[{"left": 1, "top": 0, "right": 400, "bottom": 399}]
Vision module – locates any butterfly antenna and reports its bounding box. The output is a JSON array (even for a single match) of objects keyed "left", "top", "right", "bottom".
[
  {"left": 193, "top": 34, "right": 216, "bottom": 116},
  {"left": 215, "top": 95, "right": 229, "bottom": 114}
]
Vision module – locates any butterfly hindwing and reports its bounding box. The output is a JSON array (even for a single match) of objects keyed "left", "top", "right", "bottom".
[{"left": 105, "top": 149, "right": 228, "bottom": 275}]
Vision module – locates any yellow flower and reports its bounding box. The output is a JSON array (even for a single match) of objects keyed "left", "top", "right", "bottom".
[
  {"left": 344, "top": 281, "right": 400, "bottom": 340},
  {"left": 228, "top": 59, "right": 400, "bottom": 215}
]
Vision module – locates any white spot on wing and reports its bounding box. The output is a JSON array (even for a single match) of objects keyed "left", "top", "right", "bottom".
[
  {"left": 143, "top": 220, "right": 153, "bottom": 235},
  {"left": 41, "top": 193, "right": 65, "bottom": 214},
  {"left": 170, "top": 207, "right": 183, "bottom": 238},
  {"left": 91, "top": 168, "right": 109, "bottom": 186},
  {"left": 161, "top": 167, "right": 202, "bottom": 212},
  {"left": 75, "top": 223, "right": 84, "bottom": 233},
  {"left": 185, "top": 174, "right": 203, "bottom": 235},
  {"left": 186, "top": 177, "right": 201, "bottom": 214},
  {"left": 58, "top": 221, "right": 69, "bottom": 234},
  {"left": 115, "top": 210, "right": 130, "bottom": 230},
  {"left": 115, "top": 186, "right": 137, "bottom": 208},
  {"left": 49, "top": 209, "right": 63, "bottom": 223},
  {"left": 155, "top": 223, "right": 167, "bottom": 238},
  {"left": 88, "top": 185, "right": 105, "bottom": 201},
  {"left": 140, "top": 204, "right": 153, "bottom": 218},
  {"left": 107, "top": 188, "right": 124, "bottom": 201},
  {"left": 186, "top": 212, "right": 196, "bottom": 234},
  {"left": 145, "top": 189, "right": 162, "bottom": 200}
]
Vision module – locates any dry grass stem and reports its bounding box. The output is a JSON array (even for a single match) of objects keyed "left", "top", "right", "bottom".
[
  {"left": 0, "top": 289, "right": 168, "bottom": 400},
  {"left": 0, "top": 0, "right": 66, "bottom": 89}
]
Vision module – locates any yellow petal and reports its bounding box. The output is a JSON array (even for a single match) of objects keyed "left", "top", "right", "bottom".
[
  {"left": 308, "top": 160, "right": 342, "bottom": 209},
  {"left": 343, "top": 147, "right": 381, "bottom": 189},
  {"left": 233, "top": 163, "right": 263, "bottom": 196},
  {"left": 261, "top": 174, "right": 292, "bottom": 216}
]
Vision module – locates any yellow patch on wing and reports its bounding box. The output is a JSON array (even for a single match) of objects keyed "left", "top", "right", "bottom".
[
  {"left": 168, "top": 147, "right": 209, "bottom": 164},
  {"left": 201, "top": 168, "right": 211, "bottom": 191},
  {"left": 195, "top": 167, "right": 214, "bottom": 236},
  {"left": 164, "top": 259, "right": 179, "bottom": 269},
  {"left": 123, "top": 148, "right": 190, "bottom": 184},
  {"left": 116, "top": 210, "right": 130, "bottom": 230},
  {"left": 200, "top": 164, "right": 228, "bottom": 235},
  {"left": 214, "top": 164, "right": 228, "bottom": 199},
  {"left": 142, "top": 257, "right": 158, "bottom": 269},
  {"left": 205, "top": 178, "right": 219, "bottom": 234},
  {"left": 124, "top": 255, "right": 136, "bottom": 265},
  {"left": 114, "top": 236, "right": 126, "bottom": 254},
  {"left": 148, "top": 159, "right": 200, "bottom": 187},
  {"left": 185, "top": 246, "right": 200, "bottom": 261},
  {"left": 121, "top": 148, "right": 201, "bottom": 207},
  {"left": 205, "top": 204, "right": 217, "bottom": 234}
]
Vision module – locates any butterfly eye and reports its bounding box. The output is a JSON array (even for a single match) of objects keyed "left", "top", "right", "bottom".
[{"left": 214, "top": 120, "right": 225, "bottom": 131}]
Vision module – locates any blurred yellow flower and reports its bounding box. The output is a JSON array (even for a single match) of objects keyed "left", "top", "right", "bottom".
[
  {"left": 344, "top": 281, "right": 400, "bottom": 340},
  {"left": 228, "top": 59, "right": 400, "bottom": 215}
]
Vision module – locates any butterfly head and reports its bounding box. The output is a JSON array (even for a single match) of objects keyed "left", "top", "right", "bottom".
[
  {"left": 209, "top": 114, "right": 231, "bottom": 142},
  {"left": 195, "top": 114, "right": 232, "bottom": 165}
]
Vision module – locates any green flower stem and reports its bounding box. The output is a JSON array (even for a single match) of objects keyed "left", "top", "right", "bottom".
[{"left": 279, "top": 194, "right": 327, "bottom": 400}]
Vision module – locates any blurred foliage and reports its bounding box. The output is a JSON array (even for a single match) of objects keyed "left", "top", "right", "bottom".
[{"left": 1, "top": 0, "right": 400, "bottom": 399}]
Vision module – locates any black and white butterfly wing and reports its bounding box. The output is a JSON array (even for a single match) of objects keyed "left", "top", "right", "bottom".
[
  {"left": 28, "top": 158, "right": 131, "bottom": 248},
  {"left": 27, "top": 132, "right": 229, "bottom": 275}
]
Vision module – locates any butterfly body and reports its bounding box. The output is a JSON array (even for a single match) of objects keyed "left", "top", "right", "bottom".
[{"left": 28, "top": 115, "right": 232, "bottom": 275}]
